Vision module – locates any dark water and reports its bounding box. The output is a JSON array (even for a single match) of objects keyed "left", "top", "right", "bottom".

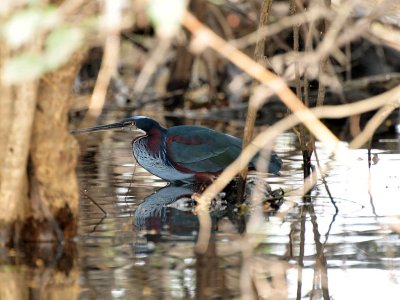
[{"left": 73, "top": 115, "right": 400, "bottom": 300}]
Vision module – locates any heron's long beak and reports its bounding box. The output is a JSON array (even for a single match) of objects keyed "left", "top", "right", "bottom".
[{"left": 72, "top": 120, "right": 135, "bottom": 135}]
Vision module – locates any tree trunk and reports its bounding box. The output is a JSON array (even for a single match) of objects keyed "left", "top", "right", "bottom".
[
  {"left": 0, "top": 49, "right": 84, "bottom": 244},
  {"left": 25, "top": 55, "right": 85, "bottom": 241},
  {"left": 0, "top": 44, "right": 38, "bottom": 241}
]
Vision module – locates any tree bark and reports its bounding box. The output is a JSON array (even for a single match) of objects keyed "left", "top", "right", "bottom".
[
  {"left": 0, "top": 47, "right": 85, "bottom": 243},
  {"left": 0, "top": 44, "right": 38, "bottom": 234},
  {"left": 25, "top": 53, "right": 85, "bottom": 241}
]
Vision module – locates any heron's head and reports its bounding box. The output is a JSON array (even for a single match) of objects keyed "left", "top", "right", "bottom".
[{"left": 72, "top": 116, "right": 163, "bottom": 135}]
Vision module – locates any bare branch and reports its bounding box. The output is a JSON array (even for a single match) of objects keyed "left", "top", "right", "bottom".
[
  {"left": 233, "top": 7, "right": 333, "bottom": 49},
  {"left": 349, "top": 102, "right": 399, "bottom": 148},
  {"left": 85, "top": 0, "right": 123, "bottom": 121},
  {"left": 182, "top": 11, "right": 339, "bottom": 152},
  {"left": 197, "top": 83, "right": 400, "bottom": 213}
]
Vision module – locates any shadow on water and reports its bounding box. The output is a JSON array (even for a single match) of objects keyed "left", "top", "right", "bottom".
[{"left": 1, "top": 116, "right": 400, "bottom": 299}]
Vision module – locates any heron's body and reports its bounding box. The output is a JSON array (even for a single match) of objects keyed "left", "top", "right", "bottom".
[
  {"left": 75, "top": 116, "right": 282, "bottom": 183},
  {"left": 133, "top": 133, "right": 196, "bottom": 182}
]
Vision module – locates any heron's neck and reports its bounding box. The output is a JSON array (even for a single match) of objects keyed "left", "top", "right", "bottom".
[{"left": 144, "top": 127, "right": 166, "bottom": 153}]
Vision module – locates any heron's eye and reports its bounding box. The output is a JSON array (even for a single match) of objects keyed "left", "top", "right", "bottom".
[{"left": 123, "top": 120, "right": 135, "bottom": 127}]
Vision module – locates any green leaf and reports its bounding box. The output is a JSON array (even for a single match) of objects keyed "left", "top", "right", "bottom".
[
  {"left": 147, "top": 0, "right": 185, "bottom": 37},
  {"left": 3, "top": 8, "right": 58, "bottom": 48},
  {"left": 27, "top": 0, "right": 41, "bottom": 5},
  {"left": 3, "top": 9, "right": 42, "bottom": 47},
  {"left": 2, "top": 53, "right": 45, "bottom": 84},
  {"left": 44, "top": 26, "right": 83, "bottom": 69}
]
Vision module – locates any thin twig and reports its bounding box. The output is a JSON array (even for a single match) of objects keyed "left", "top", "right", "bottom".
[
  {"left": 214, "top": 84, "right": 400, "bottom": 200},
  {"left": 253, "top": 0, "right": 273, "bottom": 65},
  {"left": 89, "top": 215, "right": 107, "bottom": 234},
  {"left": 370, "top": 21, "right": 400, "bottom": 51},
  {"left": 182, "top": 11, "right": 339, "bottom": 153},
  {"left": 133, "top": 38, "right": 172, "bottom": 97},
  {"left": 233, "top": 7, "right": 333, "bottom": 49},
  {"left": 82, "top": 0, "right": 123, "bottom": 125},
  {"left": 181, "top": 10, "right": 328, "bottom": 252},
  {"left": 349, "top": 102, "right": 400, "bottom": 148},
  {"left": 237, "top": 89, "right": 260, "bottom": 204},
  {"left": 125, "top": 163, "right": 138, "bottom": 216},
  {"left": 314, "top": 1, "right": 353, "bottom": 61},
  {"left": 237, "top": 0, "right": 273, "bottom": 203},
  {"left": 194, "top": 84, "right": 400, "bottom": 241},
  {"left": 181, "top": 9, "right": 400, "bottom": 253}
]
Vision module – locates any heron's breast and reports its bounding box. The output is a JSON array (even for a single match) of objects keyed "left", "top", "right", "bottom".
[{"left": 132, "top": 139, "right": 194, "bottom": 181}]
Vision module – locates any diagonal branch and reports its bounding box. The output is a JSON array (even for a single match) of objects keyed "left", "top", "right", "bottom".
[
  {"left": 181, "top": 11, "right": 339, "bottom": 153},
  {"left": 193, "top": 82, "right": 400, "bottom": 251}
]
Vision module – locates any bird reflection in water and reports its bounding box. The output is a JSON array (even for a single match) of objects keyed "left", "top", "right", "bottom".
[
  {"left": 133, "top": 181, "right": 284, "bottom": 250},
  {"left": 133, "top": 184, "right": 220, "bottom": 240}
]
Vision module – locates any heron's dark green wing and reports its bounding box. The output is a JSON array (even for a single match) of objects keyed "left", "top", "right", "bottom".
[{"left": 166, "top": 126, "right": 242, "bottom": 173}]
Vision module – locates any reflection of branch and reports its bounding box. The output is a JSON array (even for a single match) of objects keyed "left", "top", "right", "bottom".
[
  {"left": 296, "top": 206, "right": 306, "bottom": 299},
  {"left": 194, "top": 200, "right": 212, "bottom": 253},
  {"left": 314, "top": 147, "right": 339, "bottom": 245},
  {"left": 309, "top": 205, "right": 330, "bottom": 299},
  {"left": 195, "top": 237, "right": 229, "bottom": 299}
]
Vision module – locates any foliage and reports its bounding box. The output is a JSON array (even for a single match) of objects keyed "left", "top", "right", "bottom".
[
  {"left": 147, "top": 0, "right": 186, "bottom": 38},
  {"left": 1, "top": 4, "right": 85, "bottom": 83}
]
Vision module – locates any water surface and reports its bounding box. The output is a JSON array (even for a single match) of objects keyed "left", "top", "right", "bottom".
[{"left": 76, "top": 117, "right": 400, "bottom": 299}]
